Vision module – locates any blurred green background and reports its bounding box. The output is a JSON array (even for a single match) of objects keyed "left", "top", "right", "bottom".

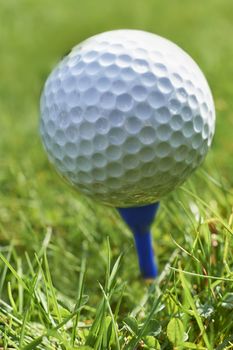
[{"left": 0, "top": 0, "right": 233, "bottom": 293}]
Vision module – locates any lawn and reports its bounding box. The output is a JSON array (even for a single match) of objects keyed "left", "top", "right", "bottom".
[{"left": 0, "top": 0, "right": 233, "bottom": 349}]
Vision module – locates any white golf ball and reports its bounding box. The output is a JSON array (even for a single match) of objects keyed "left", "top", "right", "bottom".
[{"left": 40, "top": 30, "right": 215, "bottom": 207}]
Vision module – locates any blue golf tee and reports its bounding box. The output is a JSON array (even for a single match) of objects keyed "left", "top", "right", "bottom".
[{"left": 118, "top": 202, "right": 159, "bottom": 279}]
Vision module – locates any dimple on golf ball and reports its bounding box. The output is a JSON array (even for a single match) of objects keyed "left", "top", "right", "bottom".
[{"left": 40, "top": 30, "right": 215, "bottom": 207}]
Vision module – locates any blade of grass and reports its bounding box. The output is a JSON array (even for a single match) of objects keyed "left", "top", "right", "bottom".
[
  {"left": 0, "top": 245, "right": 12, "bottom": 296},
  {"left": 98, "top": 282, "right": 120, "bottom": 350},
  {"left": 0, "top": 252, "right": 29, "bottom": 291},
  {"left": 71, "top": 245, "right": 87, "bottom": 346},
  {"left": 178, "top": 266, "right": 211, "bottom": 349}
]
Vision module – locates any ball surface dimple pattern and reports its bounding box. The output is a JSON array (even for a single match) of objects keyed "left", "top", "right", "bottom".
[{"left": 40, "top": 30, "right": 215, "bottom": 207}]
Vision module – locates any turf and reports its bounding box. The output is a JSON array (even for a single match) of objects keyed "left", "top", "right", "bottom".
[{"left": 0, "top": 0, "right": 233, "bottom": 349}]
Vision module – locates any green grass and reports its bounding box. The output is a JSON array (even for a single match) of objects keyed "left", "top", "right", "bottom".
[{"left": 1, "top": 0, "right": 233, "bottom": 348}]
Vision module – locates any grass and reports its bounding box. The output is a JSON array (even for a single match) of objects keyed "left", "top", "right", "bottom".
[{"left": 0, "top": 0, "right": 233, "bottom": 348}]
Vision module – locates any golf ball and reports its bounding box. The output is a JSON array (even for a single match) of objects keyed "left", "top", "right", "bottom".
[{"left": 40, "top": 30, "right": 215, "bottom": 207}]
